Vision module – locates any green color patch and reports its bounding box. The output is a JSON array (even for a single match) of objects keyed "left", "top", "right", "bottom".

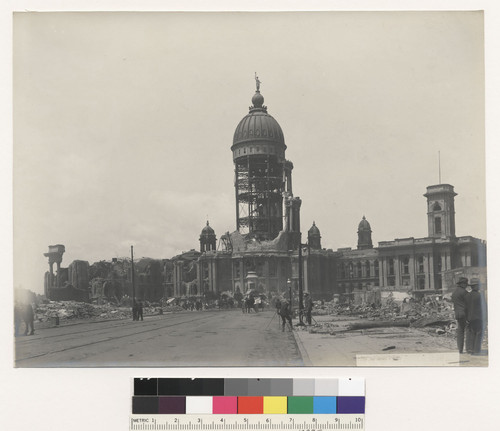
[{"left": 287, "top": 397, "right": 314, "bottom": 414}]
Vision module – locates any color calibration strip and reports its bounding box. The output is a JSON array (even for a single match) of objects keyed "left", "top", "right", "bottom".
[{"left": 132, "top": 378, "right": 365, "bottom": 415}]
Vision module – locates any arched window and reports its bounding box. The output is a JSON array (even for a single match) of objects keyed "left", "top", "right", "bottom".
[
  {"left": 374, "top": 260, "right": 379, "bottom": 277},
  {"left": 365, "top": 261, "right": 371, "bottom": 277},
  {"left": 433, "top": 202, "right": 442, "bottom": 211}
]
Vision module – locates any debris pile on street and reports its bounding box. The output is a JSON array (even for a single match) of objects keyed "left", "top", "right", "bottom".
[
  {"left": 33, "top": 301, "right": 183, "bottom": 326},
  {"left": 34, "top": 301, "right": 133, "bottom": 324},
  {"left": 309, "top": 297, "right": 462, "bottom": 338}
]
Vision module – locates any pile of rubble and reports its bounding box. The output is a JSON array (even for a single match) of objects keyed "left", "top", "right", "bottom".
[
  {"left": 32, "top": 299, "right": 211, "bottom": 328},
  {"left": 35, "top": 301, "right": 133, "bottom": 324},
  {"left": 310, "top": 298, "right": 459, "bottom": 337}
]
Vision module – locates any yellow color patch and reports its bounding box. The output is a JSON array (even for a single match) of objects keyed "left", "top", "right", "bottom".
[{"left": 263, "top": 396, "right": 288, "bottom": 414}]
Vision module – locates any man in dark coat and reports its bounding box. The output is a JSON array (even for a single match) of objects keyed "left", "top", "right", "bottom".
[
  {"left": 451, "top": 277, "right": 469, "bottom": 353},
  {"left": 137, "top": 301, "right": 144, "bottom": 321},
  {"left": 465, "top": 278, "right": 486, "bottom": 354},
  {"left": 304, "top": 292, "right": 313, "bottom": 325},
  {"left": 279, "top": 300, "right": 293, "bottom": 332}
]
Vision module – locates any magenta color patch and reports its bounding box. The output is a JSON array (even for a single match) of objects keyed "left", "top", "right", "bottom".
[{"left": 213, "top": 396, "right": 238, "bottom": 414}]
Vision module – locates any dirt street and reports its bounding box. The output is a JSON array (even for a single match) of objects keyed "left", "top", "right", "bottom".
[
  {"left": 15, "top": 309, "right": 302, "bottom": 367},
  {"left": 14, "top": 309, "right": 487, "bottom": 367}
]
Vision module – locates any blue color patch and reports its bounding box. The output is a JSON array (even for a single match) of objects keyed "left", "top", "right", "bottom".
[
  {"left": 337, "top": 396, "right": 365, "bottom": 413},
  {"left": 313, "top": 396, "right": 337, "bottom": 414}
]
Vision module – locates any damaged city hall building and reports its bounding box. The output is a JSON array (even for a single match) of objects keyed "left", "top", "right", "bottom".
[{"left": 44, "top": 83, "right": 487, "bottom": 304}]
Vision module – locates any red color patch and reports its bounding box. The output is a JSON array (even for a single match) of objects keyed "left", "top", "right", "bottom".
[{"left": 238, "top": 396, "right": 263, "bottom": 414}]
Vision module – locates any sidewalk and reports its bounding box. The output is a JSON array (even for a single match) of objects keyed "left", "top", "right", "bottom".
[{"left": 292, "top": 316, "right": 488, "bottom": 367}]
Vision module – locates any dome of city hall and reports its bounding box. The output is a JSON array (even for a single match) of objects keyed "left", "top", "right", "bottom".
[
  {"left": 232, "top": 90, "right": 285, "bottom": 148},
  {"left": 358, "top": 216, "right": 372, "bottom": 231}
]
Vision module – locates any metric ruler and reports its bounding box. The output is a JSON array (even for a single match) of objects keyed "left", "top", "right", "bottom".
[{"left": 130, "top": 414, "right": 365, "bottom": 430}]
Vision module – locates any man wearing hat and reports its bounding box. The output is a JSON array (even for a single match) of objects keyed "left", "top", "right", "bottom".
[
  {"left": 451, "top": 277, "right": 469, "bottom": 353},
  {"left": 465, "top": 278, "right": 486, "bottom": 354},
  {"left": 279, "top": 299, "right": 293, "bottom": 332},
  {"left": 304, "top": 292, "right": 313, "bottom": 325}
]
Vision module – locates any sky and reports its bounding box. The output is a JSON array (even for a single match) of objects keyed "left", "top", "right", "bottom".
[{"left": 12, "top": 11, "right": 486, "bottom": 294}]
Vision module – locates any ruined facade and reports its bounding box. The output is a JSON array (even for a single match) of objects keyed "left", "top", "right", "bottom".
[{"left": 44, "top": 249, "right": 166, "bottom": 303}]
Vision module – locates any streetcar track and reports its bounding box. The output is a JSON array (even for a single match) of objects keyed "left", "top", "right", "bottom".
[
  {"left": 15, "top": 313, "right": 223, "bottom": 362},
  {"left": 15, "top": 311, "right": 222, "bottom": 342}
]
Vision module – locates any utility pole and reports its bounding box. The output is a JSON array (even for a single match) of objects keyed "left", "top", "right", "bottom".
[
  {"left": 131, "top": 245, "right": 136, "bottom": 320},
  {"left": 298, "top": 233, "right": 305, "bottom": 326},
  {"left": 438, "top": 151, "right": 441, "bottom": 184}
]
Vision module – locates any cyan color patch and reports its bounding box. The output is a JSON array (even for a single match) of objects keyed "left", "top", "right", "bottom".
[{"left": 313, "top": 396, "right": 337, "bottom": 414}]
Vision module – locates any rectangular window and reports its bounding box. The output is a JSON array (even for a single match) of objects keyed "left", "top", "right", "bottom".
[
  {"left": 418, "top": 256, "right": 424, "bottom": 273},
  {"left": 435, "top": 217, "right": 442, "bottom": 234},
  {"left": 402, "top": 257, "right": 409, "bottom": 275},
  {"left": 268, "top": 261, "right": 277, "bottom": 277},
  {"left": 388, "top": 259, "right": 395, "bottom": 276}
]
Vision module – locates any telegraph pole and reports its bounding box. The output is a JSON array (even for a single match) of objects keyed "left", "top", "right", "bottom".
[
  {"left": 298, "top": 233, "right": 305, "bottom": 325},
  {"left": 131, "top": 245, "right": 136, "bottom": 320}
]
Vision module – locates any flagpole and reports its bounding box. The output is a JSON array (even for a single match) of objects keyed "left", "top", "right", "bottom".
[{"left": 131, "top": 245, "right": 136, "bottom": 320}]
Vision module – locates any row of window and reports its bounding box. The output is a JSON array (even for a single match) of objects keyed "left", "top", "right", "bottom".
[
  {"left": 339, "top": 256, "right": 427, "bottom": 279},
  {"left": 235, "top": 146, "right": 284, "bottom": 157}
]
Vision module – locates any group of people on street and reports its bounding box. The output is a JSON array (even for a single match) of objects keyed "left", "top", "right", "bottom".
[
  {"left": 274, "top": 292, "right": 314, "bottom": 332},
  {"left": 242, "top": 295, "right": 258, "bottom": 313},
  {"left": 451, "top": 277, "right": 486, "bottom": 355},
  {"left": 14, "top": 302, "right": 35, "bottom": 336}
]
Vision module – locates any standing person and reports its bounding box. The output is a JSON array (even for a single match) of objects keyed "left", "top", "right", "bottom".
[
  {"left": 137, "top": 301, "right": 144, "bottom": 321},
  {"left": 14, "top": 302, "right": 22, "bottom": 337},
  {"left": 304, "top": 292, "right": 313, "bottom": 325},
  {"left": 279, "top": 299, "right": 293, "bottom": 332},
  {"left": 132, "top": 301, "right": 138, "bottom": 321},
  {"left": 451, "top": 277, "right": 469, "bottom": 353},
  {"left": 247, "top": 296, "right": 254, "bottom": 313},
  {"left": 465, "top": 278, "right": 486, "bottom": 354},
  {"left": 274, "top": 297, "right": 282, "bottom": 315},
  {"left": 23, "top": 303, "right": 35, "bottom": 336}
]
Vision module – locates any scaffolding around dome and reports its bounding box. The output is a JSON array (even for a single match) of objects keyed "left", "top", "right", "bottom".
[{"left": 231, "top": 84, "right": 293, "bottom": 241}]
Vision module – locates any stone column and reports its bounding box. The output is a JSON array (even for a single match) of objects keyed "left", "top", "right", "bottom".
[
  {"left": 239, "top": 260, "right": 244, "bottom": 291},
  {"left": 428, "top": 253, "right": 435, "bottom": 290},
  {"left": 303, "top": 255, "right": 308, "bottom": 293},
  {"left": 382, "top": 259, "right": 388, "bottom": 288},
  {"left": 56, "top": 262, "right": 62, "bottom": 287},
  {"left": 409, "top": 255, "right": 415, "bottom": 289},
  {"left": 208, "top": 261, "right": 214, "bottom": 293},
  {"left": 213, "top": 260, "right": 217, "bottom": 295},
  {"left": 394, "top": 257, "right": 401, "bottom": 289}
]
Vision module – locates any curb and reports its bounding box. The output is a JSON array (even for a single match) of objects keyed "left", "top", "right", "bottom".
[{"left": 292, "top": 327, "right": 313, "bottom": 366}]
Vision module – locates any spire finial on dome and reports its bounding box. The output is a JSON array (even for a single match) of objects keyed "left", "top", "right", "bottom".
[
  {"left": 313, "top": 221, "right": 316, "bottom": 225},
  {"left": 362, "top": 215, "right": 366, "bottom": 220},
  {"left": 251, "top": 73, "right": 265, "bottom": 110},
  {"left": 255, "top": 72, "right": 261, "bottom": 92},
  {"left": 206, "top": 220, "right": 209, "bottom": 226}
]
